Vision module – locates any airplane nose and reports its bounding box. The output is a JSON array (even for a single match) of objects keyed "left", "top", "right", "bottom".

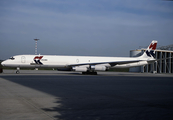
[{"left": 1, "top": 61, "right": 5, "bottom": 66}]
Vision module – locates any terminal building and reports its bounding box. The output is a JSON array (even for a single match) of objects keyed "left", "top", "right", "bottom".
[{"left": 129, "top": 45, "right": 173, "bottom": 73}]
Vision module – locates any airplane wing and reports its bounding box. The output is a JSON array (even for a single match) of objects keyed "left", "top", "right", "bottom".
[{"left": 69, "top": 60, "right": 141, "bottom": 67}]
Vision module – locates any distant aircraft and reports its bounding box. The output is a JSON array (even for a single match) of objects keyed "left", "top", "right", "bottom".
[{"left": 1, "top": 40, "right": 157, "bottom": 74}]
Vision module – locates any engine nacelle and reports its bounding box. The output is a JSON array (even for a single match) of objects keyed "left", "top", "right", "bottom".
[
  {"left": 72, "top": 65, "right": 108, "bottom": 72},
  {"left": 72, "top": 66, "right": 88, "bottom": 72},
  {"left": 91, "top": 65, "right": 107, "bottom": 71}
]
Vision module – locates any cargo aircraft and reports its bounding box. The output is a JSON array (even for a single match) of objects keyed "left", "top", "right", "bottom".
[{"left": 1, "top": 40, "right": 157, "bottom": 74}]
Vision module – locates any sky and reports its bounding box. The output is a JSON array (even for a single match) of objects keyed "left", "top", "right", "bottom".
[{"left": 0, "top": 0, "right": 173, "bottom": 60}]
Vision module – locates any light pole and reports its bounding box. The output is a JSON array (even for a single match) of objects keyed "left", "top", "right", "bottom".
[{"left": 34, "top": 38, "right": 39, "bottom": 55}]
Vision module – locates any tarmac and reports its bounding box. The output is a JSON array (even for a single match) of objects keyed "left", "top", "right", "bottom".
[{"left": 0, "top": 70, "right": 173, "bottom": 120}]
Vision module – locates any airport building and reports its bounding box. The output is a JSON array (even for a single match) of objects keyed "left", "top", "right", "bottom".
[{"left": 129, "top": 48, "right": 173, "bottom": 74}]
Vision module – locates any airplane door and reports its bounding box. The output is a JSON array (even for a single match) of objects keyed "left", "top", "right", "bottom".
[{"left": 21, "top": 56, "right": 26, "bottom": 63}]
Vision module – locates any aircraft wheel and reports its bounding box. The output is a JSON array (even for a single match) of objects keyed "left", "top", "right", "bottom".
[
  {"left": 16, "top": 67, "right": 20, "bottom": 74},
  {"left": 16, "top": 70, "right": 20, "bottom": 74}
]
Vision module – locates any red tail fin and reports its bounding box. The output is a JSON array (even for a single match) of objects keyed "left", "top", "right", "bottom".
[{"left": 148, "top": 41, "right": 157, "bottom": 50}]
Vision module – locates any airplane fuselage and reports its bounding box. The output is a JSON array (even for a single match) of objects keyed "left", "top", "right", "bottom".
[
  {"left": 2, "top": 55, "right": 151, "bottom": 69},
  {"left": 1, "top": 40, "right": 157, "bottom": 74}
]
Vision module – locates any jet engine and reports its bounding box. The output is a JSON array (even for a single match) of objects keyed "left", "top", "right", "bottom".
[
  {"left": 72, "top": 66, "right": 88, "bottom": 72},
  {"left": 90, "top": 65, "right": 107, "bottom": 71},
  {"left": 72, "top": 65, "right": 108, "bottom": 72}
]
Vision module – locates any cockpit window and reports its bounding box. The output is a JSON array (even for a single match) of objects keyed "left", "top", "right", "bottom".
[{"left": 9, "top": 57, "right": 15, "bottom": 60}]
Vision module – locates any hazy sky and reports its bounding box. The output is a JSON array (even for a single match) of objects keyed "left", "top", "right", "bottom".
[{"left": 0, "top": 0, "right": 173, "bottom": 60}]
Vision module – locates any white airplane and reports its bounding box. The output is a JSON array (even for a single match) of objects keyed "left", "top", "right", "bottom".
[{"left": 1, "top": 40, "right": 157, "bottom": 74}]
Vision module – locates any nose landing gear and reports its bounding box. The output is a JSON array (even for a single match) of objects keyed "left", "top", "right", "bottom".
[{"left": 16, "top": 67, "right": 20, "bottom": 74}]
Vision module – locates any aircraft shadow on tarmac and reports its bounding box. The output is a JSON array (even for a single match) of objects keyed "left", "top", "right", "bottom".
[{"left": 1, "top": 75, "right": 173, "bottom": 120}]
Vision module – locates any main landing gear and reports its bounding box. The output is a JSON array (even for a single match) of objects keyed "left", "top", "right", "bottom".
[
  {"left": 82, "top": 71, "right": 97, "bottom": 75},
  {"left": 16, "top": 67, "right": 20, "bottom": 74}
]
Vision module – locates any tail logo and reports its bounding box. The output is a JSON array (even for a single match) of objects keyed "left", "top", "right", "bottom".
[
  {"left": 34, "top": 56, "right": 43, "bottom": 64},
  {"left": 146, "top": 42, "right": 157, "bottom": 58},
  {"left": 146, "top": 50, "right": 155, "bottom": 58},
  {"left": 149, "top": 42, "right": 157, "bottom": 50}
]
